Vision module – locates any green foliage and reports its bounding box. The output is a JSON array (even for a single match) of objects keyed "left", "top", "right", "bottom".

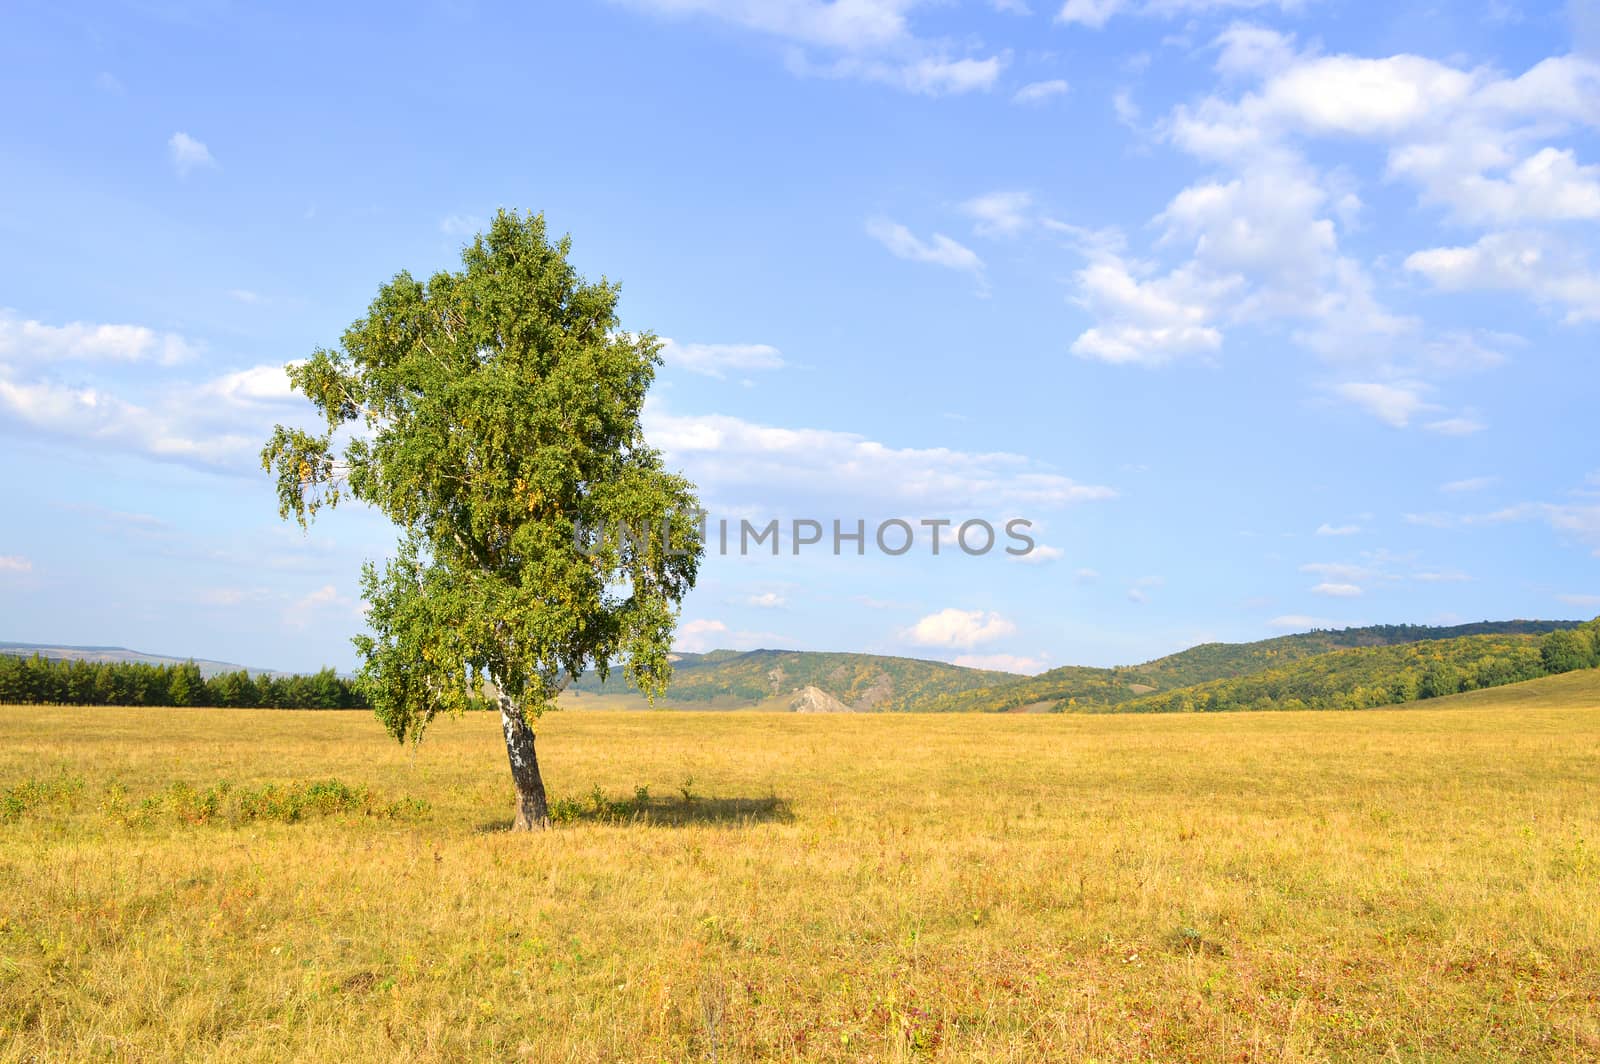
[
  {"left": 263, "top": 210, "right": 702, "bottom": 741},
  {"left": 0, "top": 654, "right": 365, "bottom": 709},
  {"left": 92, "top": 779, "right": 430, "bottom": 826},
  {"left": 0, "top": 774, "right": 85, "bottom": 823},
  {"left": 1540, "top": 624, "right": 1600, "bottom": 675}
]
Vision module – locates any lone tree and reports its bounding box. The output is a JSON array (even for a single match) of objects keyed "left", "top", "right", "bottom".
[{"left": 263, "top": 210, "right": 703, "bottom": 829}]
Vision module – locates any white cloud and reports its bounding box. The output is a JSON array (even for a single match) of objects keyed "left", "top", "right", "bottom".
[
  {"left": 200, "top": 364, "right": 300, "bottom": 406},
  {"left": 962, "top": 191, "right": 1034, "bottom": 237},
  {"left": 1113, "top": 35, "right": 1600, "bottom": 424},
  {"left": 1441, "top": 476, "right": 1495, "bottom": 493},
  {"left": 1010, "top": 544, "right": 1064, "bottom": 564},
  {"left": 621, "top": 0, "right": 914, "bottom": 51},
  {"left": 1012, "top": 79, "right": 1070, "bottom": 105},
  {"left": 1413, "top": 570, "right": 1470, "bottom": 583},
  {"left": 0, "top": 375, "right": 257, "bottom": 469},
  {"left": 645, "top": 404, "right": 1116, "bottom": 511},
  {"left": 866, "top": 218, "right": 986, "bottom": 278},
  {"left": 676, "top": 618, "right": 731, "bottom": 652},
  {"left": 953, "top": 652, "right": 1048, "bottom": 674},
  {"left": 1213, "top": 22, "right": 1298, "bottom": 79},
  {"left": 1316, "top": 523, "right": 1361, "bottom": 536},
  {"left": 0, "top": 310, "right": 199, "bottom": 365},
  {"left": 283, "top": 584, "right": 358, "bottom": 630},
  {"left": 1406, "top": 231, "right": 1600, "bottom": 323},
  {"left": 1301, "top": 561, "right": 1373, "bottom": 582},
  {"left": 168, "top": 132, "right": 216, "bottom": 177},
  {"left": 1332, "top": 381, "right": 1431, "bottom": 428},
  {"left": 659, "top": 338, "right": 786, "bottom": 377},
  {"left": 897, "top": 55, "right": 1005, "bottom": 95},
  {"left": 906, "top": 608, "right": 1016, "bottom": 648},
  {"left": 745, "top": 592, "right": 788, "bottom": 608},
  {"left": 621, "top": 0, "right": 1003, "bottom": 95},
  {"left": 1112, "top": 89, "right": 1141, "bottom": 127},
  {"left": 1056, "top": 0, "right": 1124, "bottom": 25},
  {"left": 1060, "top": 0, "right": 1312, "bottom": 29},
  {"left": 1469, "top": 500, "right": 1600, "bottom": 556},
  {"left": 0, "top": 359, "right": 305, "bottom": 472},
  {"left": 0, "top": 555, "right": 32, "bottom": 573},
  {"left": 1557, "top": 593, "right": 1600, "bottom": 609},
  {"left": 1311, "top": 581, "right": 1363, "bottom": 597},
  {"left": 1424, "top": 415, "right": 1487, "bottom": 437},
  {"left": 1068, "top": 255, "right": 1232, "bottom": 365}
]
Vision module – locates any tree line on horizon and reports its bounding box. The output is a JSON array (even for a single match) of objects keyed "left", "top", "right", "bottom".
[{"left": 0, "top": 655, "right": 367, "bottom": 709}]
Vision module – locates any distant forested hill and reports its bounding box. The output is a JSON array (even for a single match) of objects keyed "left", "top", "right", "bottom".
[
  {"left": 910, "top": 621, "right": 1587, "bottom": 713},
  {"left": 570, "top": 649, "right": 1015, "bottom": 712},
  {"left": 1113, "top": 621, "right": 1600, "bottom": 713}
]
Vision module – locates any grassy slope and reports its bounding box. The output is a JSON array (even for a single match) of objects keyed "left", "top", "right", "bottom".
[
  {"left": 1383, "top": 661, "right": 1600, "bottom": 711},
  {"left": 3, "top": 702, "right": 1598, "bottom": 1060}
]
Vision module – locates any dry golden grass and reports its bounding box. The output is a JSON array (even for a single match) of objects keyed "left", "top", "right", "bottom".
[{"left": 3, "top": 672, "right": 1599, "bottom": 1061}]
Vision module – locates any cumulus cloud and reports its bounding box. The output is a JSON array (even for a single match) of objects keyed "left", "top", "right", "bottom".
[
  {"left": 744, "top": 592, "right": 788, "bottom": 608},
  {"left": 659, "top": 338, "right": 786, "bottom": 378},
  {"left": 644, "top": 404, "right": 1116, "bottom": 512},
  {"left": 675, "top": 618, "right": 731, "bottom": 652},
  {"left": 168, "top": 132, "right": 216, "bottom": 177},
  {"left": 0, "top": 354, "right": 307, "bottom": 473},
  {"left": 0, "top": 555, "right": 33, "bottom": 573},
  {"left": 1406, "top": 230, "right": 1600, "bottom": 323},
  {"left": 905, "top": 608, "right": 1016, "bottom": 648},
  {"left": 1311, "top": 581, "right": 1363, "bottom": 597},
  {"left": 0, "top": 310, "right": 199, "bottom": 365},
  {"left": 1059, "top": 32, "right": 1598, "bottom": 424},
  {"left": 1067, "top": 255, "right": 1232, "bottom": 365},
  {"left": 962, "top": 191, "right": 1034, "bottom": 237}
]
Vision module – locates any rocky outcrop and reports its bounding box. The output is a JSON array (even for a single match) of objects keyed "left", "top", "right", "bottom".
[{"left": 789, "top": 685, "right": 855, "bottom": 713}]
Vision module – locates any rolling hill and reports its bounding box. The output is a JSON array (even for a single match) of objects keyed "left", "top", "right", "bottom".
[
  {"left": 568, "top": 649, "right": 1016, "bottom": 712},
  {"left": 912, "top": 620, "right": 1585, "bottom": 713}
]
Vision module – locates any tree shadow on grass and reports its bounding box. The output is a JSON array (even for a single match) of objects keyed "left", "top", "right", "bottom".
[{"left": 475, "top": 794, "right": 792, "bottom": 833}]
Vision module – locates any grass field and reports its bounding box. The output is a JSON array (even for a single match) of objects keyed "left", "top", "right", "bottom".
[{"left": 4, "top": 672, "right": 1599, "bottom": 1061}]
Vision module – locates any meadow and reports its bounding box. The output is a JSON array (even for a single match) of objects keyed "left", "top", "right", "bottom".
[{"left": 3, "top": 671, "right": 1599, "bottom": 1062}]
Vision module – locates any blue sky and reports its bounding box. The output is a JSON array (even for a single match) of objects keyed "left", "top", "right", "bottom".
[{"left": 2, "top": 0, "right": 1598, "bottom": 675}]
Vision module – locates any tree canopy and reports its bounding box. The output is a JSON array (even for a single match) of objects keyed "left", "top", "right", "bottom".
[{"left": 264, "top": 210, "right": 702, "bottom": 828}]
